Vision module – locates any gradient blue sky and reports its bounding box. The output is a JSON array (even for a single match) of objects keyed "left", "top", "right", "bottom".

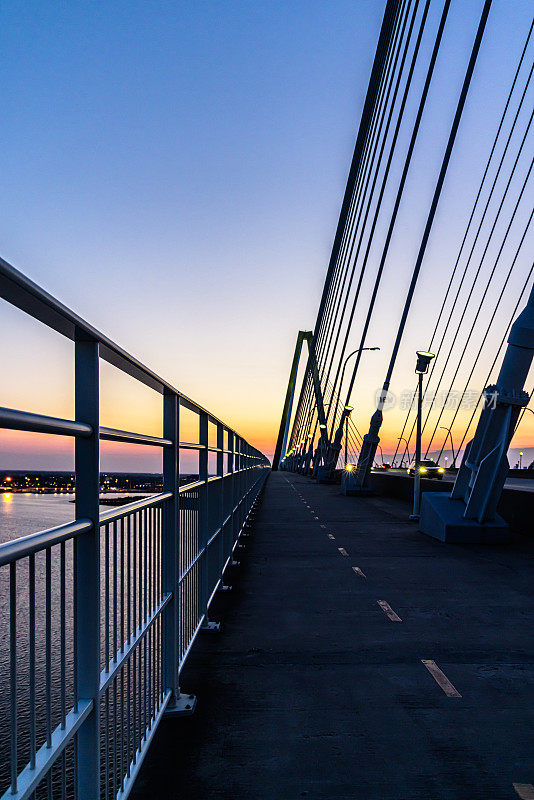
[{"left": 1, "top": 0, "right": 533, "bottom": 470}]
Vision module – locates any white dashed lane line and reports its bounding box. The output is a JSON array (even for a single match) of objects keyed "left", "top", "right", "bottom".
[
  {"left": 421, "top": 660, "right": 461, "bottom": 697},
  {"left": 377, "top": 600, "right": 402, "bottom": 622},
  {"left": 328, "top": 534, "right": 336, "bottom": 540},
  {"left": 352, "top": 566, "right": 366, "bottom": 579},
  {"left": 514, "top": 785, "right": 534, "bottom": 799},
  {"left": 338, "top": 547, "right": 349, "bottom": 557}
]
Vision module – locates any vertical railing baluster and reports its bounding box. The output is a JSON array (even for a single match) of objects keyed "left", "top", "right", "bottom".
[
  {"left": 73, "top": 540, "right": 78, "bottom": 716},
  {"left": 120, "top": 665, "right": 124, "bottom": 792},
  {"left": 120, "top": 517, "right": 125, "bottom": 653},
  {"left": 143, "top": 508, "right": 147, "bottom": 625},
  {"left": 29, "top": 553, "right": 36, "bottom": 770},
  {"left": 9, "top": 562, "right": 17, "bottom": 795},
  {"left": 133, "top": 512, "right": 137, "bottom": 635},
  {"left": 104, "top": 686, "right": 110, "bottom": 797},
  {"left": 127, "top": 515, "right": 131, "bottom": 644},
  {"left": 105, "top": 524, "right": 109, "bottom": 671},
  {"left": 113, "top": 520, "right": 118, "bottom": 661},
  {"left": 133, "top": 648, "right": 137, "bottom": 762},
  {"left": 127, "top": 650, "right": 131, "bottom": 779},
  {"left": 113, "top": 677, "right": 117, "bottom": 797},
  {"left": 60, "top": 541, "right": 66, "bottom": 730},
  {"left": 74, "top": 338, "right": 101, "bottom": 799},
  {"left": 143, "top": 633, "right": 148, "bottom": 740},
  {"left": 133, "top": 513, "right": 138, "bottom": 761},
  {"left": 45, "top": 547, "right": 52, "bottom": 748},
  {"left": 126, "top": 512, "right": 132, "bottom": 778}
]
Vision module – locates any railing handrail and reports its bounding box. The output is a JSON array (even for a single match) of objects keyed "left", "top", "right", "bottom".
[
  {"left": 0, "top": 519, "right": 93, "bottom": 566},
  {"left": 0, "top": 256, "right": 264, "bottom": 448},
  {"left": 98, "top": 490, "right": 173, "bottom": 523}
]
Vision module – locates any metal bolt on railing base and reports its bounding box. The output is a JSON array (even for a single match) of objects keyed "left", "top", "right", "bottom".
[
  {"left": 164, "top": 694, "right": 197, "bottom": 717},
  {"left": 230, "top": 560, "right": 241, "bottom": 567},
  {"left": 217, "top": 584, "right": 232, "bottom": 593}
]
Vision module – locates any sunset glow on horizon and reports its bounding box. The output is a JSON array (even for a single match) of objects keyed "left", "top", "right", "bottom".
[{"left": 1, "top": 0, "right": 533, "bottom": 470}]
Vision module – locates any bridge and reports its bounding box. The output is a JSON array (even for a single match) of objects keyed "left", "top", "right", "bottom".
[{"left": 1, "top": 0, "right": 533, "bottom": 798}]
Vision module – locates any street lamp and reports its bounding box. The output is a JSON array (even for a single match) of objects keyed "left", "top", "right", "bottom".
[
  {"left": 318, "top": 348, "right": 380, "bottom": 482},
  {"left": 344, "top": 405, "right": 353, "bottom": 466},
  {"left": 410, "top": 351, "right": 435, "bottom": 521},
  {"left": 439, "top": 426, "right": 456, "bottom": 467},
  {"left": 333, "top": 347, "right": 380, "bottom": 433},
  {"left": 519, "top": 451, "right": 523, "bottom": 469},
  {"left": 397, "top": 436, "right": 410, "bottom": 468},
  {"left": 377, "top": 445, "right": 385, "bottom": 466}
]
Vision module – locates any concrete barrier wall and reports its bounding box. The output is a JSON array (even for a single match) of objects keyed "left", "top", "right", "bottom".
[{"left": 370, "top": 472, "right": 534, "bottom": 537}]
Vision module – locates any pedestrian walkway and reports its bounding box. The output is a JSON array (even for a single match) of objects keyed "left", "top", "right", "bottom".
[{"left": 131, "top": 471, "right": 534, "bottom": 800}]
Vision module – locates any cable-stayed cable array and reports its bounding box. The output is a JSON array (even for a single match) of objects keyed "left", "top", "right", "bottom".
[{"left": 284, "top": 0, "right": 533, "bottom": 474}]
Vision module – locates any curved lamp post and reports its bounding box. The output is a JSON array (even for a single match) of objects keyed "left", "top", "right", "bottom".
[
  {"left": 439, "top": 426, "right": 456, "bottom": 467},
  {"left": 409, "top": 350, "right": 435, "bottom": 521},
  {"left": 344, "top": 406, "right": 353, "bottom": 466},
  {"left": 318, "top": 348, "right": 380, "bottom": 482},
  {"left": 397, "top": 436, "right": 410, "bottom": 468},
  {"left": 331, "top": 347, "right": 380, "bottom": 438}
]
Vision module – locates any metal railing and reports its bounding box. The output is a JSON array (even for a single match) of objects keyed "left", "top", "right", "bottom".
[{"left": 0, "top": 257, "right": 270, "bottom": 799}]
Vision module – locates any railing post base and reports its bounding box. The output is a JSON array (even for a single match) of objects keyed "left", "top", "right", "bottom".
[
  {"left": 164, "top": 693, "right": 197, "bottom": 717},
  {"left": 201, "top": 620, "right": 221, "bottom": 632}
]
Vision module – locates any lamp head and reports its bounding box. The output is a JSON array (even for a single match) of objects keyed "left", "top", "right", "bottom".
[
  {"left": 415, "top": 350, "right": 435, "bottom": 374},
  {"left": 344, "top": 405, "right": 354, "bottom": 413}
]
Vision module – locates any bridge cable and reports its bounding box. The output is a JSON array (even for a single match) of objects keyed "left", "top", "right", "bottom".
[
  {"left": 355, "top": 0, "right": 493, "bottom": 468},
  {"left": 441, "top": 261, "right": 534, "bottom": 460},
  {"left": 294, "top": 0, "right": 411, "bottom": 444},
  {"left": 427, "top": 199, "right": 534, "bottom": 460},
  {"left": 339, "top": 0, "right": 453, "bottom": 418},
  {"left": 420, "top": 139, "right": 534, "bottom": 455},
  {"left": 315, "top": 0, "right": 414, "bottom": 374},
  {"left": 324, "top": 0, "right": 434, "bottom": 440},
  {"left": 391, "top": 18, "right": 534, "bottom": 464}
]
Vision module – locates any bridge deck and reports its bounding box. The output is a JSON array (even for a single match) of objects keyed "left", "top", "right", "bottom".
[{"left": 131, "top": 471, "right": 534, "bottom": 800}]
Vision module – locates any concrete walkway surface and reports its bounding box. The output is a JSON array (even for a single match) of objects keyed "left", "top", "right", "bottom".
[{"left": 131, "top": 471, "right": 534, "bottom": 800}]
